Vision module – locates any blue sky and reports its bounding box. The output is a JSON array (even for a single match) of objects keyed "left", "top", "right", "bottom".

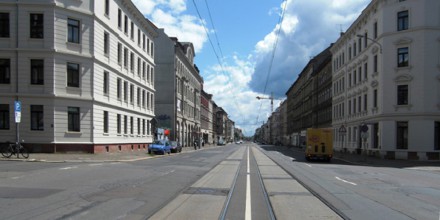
[{"left": 132, "top": 0, "right": 371, "bottom": 136}]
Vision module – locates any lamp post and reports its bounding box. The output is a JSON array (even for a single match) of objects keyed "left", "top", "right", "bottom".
[{"left": 356, "top": 34, "right": 382, "bottom": 54}]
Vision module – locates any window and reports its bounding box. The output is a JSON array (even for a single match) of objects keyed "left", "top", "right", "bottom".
[
  {"left": 435, "top": 122, "right": 440, "bottom": 150},
  {"left": 117, "top": 114, "right": 121, "bottom": 134},
  {"left": 67, "top": 62, "right": 80, "bottom": 87},
  {"left": 0, "top": 104, "right": 10, "bottom": 129},
  {"left": 31, "top": 59, "right": 44, "bottom": 85},
  {"left": 373, "top": 22, "right": 377, "bottom": 39},
  {"left": 117, "top": 43, "right": 122, "bottom": 64},
  {"left": 373, "top": 55, "right": 378, "bottom": 73},
  {"left": 147, "top": 91, "right": 150, "bottom": 110},
  {"left": 396, "top": 121, "right": 408, "bottom": 149},
  {"left": 137, "top": 58, "right": 141, "bottom": 76},
  {"left": 358, "top": 37, "right": 362, "bottom": 52},
  {"left": 103, "top": 71, "right": 109, "bottom": 95},
  {"left": 0, "top": 59, "right": 10, "bottom": 84},
  {"left": 397, "top": 10, "right": 409, "bottom": 31},
  {"left": 124, "top": 48, "right": 128, "bottom": 68},
  {"left": 104, "top": 0, "right": 110, "bottom": 16},
  {"left": 397, "top": 47, "right": 409, "bottom": 67},
  {"left": 137, "top": 29, "right": 140, "bottom": 45},
  {"left": 68, "top": 107, "right": 80, "bottom": 132},
  {"left": 142, "top": 34, "right": 146, "bottom": 50},
  {"left": 358, "top": 96, "right": 361, "bottom": 112},
  {"left": 137, "top": 87, "right": 141, "bottom": 106},
  {"left": 30, "top": 13, "right": 44, "bottom": 39},
  {"left": 142, "top": 90, "right": 146, "bottom": 107},
  {"left": 0, "top": 13, "right": 9, "bottom": 38},
  {"left": 104, "top": 32, "right": 109, "bottom": 55},
  {"left": 124, "top": 15, "right": 128, "bottom": 34},
  {"left": 147, "top": 120, "right": 150, "bottom": 135},
  {"left": 30, "top": 105, "right": 44, "bottom": 131},
  {"left": 103, "top": 111, "right": 108, "bottom": 133},
  {"left": 142, "top": 119, "right": 145, "bottom": 135},
  {"left": 124, "top": 115, "right": 127, "bottom": 134},
  {"left": 117, "top": 78, "right": 121, "bottom": 99},
  {"left": 363, "top": 32, "right": 367, "bottom": 48},
  {"left": 130, "top": 116, "right": 133, "bottom": 134},
  {"left": 130, "top": 21, "right": 134, "bottom": 39},
  {"left": 67, "top": 18, "right": 80, "bottom": 43},
  {"left": 137, "top": 118, "right": 140, "bottom": 135},
  {"left": 397, "top": 85, "right": 408, "bottom": 105},
  {"left": 130, "top": 52, "right": 134, "bottom": 72},
  {"left": 151, "top": 67, "right": 154, "bottom": 86},
  {"left": 150, "top": 42, "right": 154, "bottom": 57},
  {"left": 130, "top": 84, "right": 134, "bottom": 104},
  {"left": 142, "top": 61, "right": 146, "bottom": 78},
  {"left": 124, "top": 81, "right": 128, "bottom": 102},
  {"left": 373, "top": 89, "right": 378, "bottom": 108},
  {"left": 364, "top": 62, "right": 368, "bottom": 79},
  {"left": 118, "top": 9, "right": 122, "bottom": 28}
]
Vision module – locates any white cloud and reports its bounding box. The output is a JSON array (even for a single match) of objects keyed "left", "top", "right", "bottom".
[
  {"left": 133, "top": 0, "right": 207, "bottom": 54},
  {"left": 248, "top": 0, "right": 370, "bottom": 98}
]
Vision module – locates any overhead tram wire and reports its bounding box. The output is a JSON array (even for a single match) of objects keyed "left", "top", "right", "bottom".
[
  {"left": 255, "top": 0, "right": 288, "bottom": 127},
  {"left": 204, "top": 0, "right": 225, "bottom": 62},
  {"left": 192, "top": 0, "right": 248, "bottom": 134}
]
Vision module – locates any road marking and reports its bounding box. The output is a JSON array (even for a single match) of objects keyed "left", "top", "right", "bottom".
[
  {"left": 305, "top": 163, "right": 312, "bottom": 167},
  {"left": 246, "top": 146, "right": 251, "bottom": 220},
  {"left": 59, "top": 166, "right": 78, "bottom": 170},
  {"left": 335, "top": 176, "right": 357, "bottom": 185}
]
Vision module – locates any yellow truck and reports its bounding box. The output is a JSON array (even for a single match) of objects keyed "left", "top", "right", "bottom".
[{"left": 305, "top": 128, "right": 333, "bottom": 162}]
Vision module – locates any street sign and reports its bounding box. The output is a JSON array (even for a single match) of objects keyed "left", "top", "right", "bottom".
[{"left": 14, "top": 101, "right": 21, "bottom": 123}]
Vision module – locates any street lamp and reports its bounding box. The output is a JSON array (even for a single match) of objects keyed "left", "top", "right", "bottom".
[{"left": 356, "top": 34, "right": 382, "bottom": 54}]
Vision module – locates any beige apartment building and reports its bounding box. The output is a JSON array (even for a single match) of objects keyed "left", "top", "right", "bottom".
[{"left": 331, "top": 0, "right": 440, "bottom": 160}]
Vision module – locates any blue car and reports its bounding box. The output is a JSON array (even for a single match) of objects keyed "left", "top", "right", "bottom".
[{"left": 148, "top": 140, "right": 171, "bottom": 155}]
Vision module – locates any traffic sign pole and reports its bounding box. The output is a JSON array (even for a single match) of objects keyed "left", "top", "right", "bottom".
[{"left": 14, "top": 100, "right": 21, "bottom": 146}]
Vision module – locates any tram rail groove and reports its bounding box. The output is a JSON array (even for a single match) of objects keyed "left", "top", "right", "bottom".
[{"left": 254, "top": 145, "right": 349, "bottom": 220}]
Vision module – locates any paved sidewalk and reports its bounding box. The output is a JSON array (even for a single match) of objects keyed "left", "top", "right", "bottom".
[{"left": 0, "top": 144, "right": 221, "bottom": 163}]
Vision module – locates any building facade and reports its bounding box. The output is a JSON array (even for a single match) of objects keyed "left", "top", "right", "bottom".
[
  {"left": 331, "top": 0, "right": 440, "bottom": 160},
  {"left": 0, "top": 0, "right": 157, "bottom": 153},
  {"left": 201, "top": 89, "right": 214, "bottom": 144},
  {"left": 155, "top": 30, "right": 202, "bottom": 147},
  {"left": 215, "top": 107, "right": 227, "bottom": 144},
  {"left": 286, "top": 46, "right": 333, "bottom": 147}
]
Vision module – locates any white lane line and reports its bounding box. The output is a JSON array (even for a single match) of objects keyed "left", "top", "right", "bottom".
[
  {"left": 59, "top": 166, "right": 78, "bottom": 170},
  {"left": 246, "top": 146, "right": 251, "bottom": 220},
  {"left": 335, "top": 176, "right": 357, "bottom": 185},
  {"left": 305, "top": 163, "right": 312, "bottom": 167}
]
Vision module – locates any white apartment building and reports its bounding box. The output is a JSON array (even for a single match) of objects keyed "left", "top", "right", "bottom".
[
  {"left": 331, "top": 0, "right": 440, "bottom": 160},
  {"left": 0, "top": 0, "right": 157, "bottom": 153},
  {"left": 155, "top": 29, "right": 202, "bottom": 147}
]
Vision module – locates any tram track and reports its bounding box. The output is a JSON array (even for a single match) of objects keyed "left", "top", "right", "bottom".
[{"left": 220, "top": 145, "right": 276, "bottom": 220}]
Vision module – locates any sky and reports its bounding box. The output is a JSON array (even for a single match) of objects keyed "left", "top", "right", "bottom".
[{"left": 132, "top": 0, "right": 372, "bottom": 136}]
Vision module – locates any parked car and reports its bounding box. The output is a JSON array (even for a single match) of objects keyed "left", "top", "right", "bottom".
[
  {"left": 170, "top": 141, "right": 182, "bottom": 153},
  {"left": 148, "top": 140, "right": 171, "bottom": 155}
]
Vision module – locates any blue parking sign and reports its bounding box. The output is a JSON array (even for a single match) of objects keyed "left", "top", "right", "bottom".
[
  {"left": 14, "top": 101, "right": 21, "bottom": 123},
  {"left": 15, "top": 101, "right": 21, "bottom": 113}
]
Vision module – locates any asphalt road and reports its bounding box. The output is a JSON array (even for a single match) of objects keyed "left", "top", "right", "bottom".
[{"left": 1, "top": 143, "right": 439, "bottom": 220}]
